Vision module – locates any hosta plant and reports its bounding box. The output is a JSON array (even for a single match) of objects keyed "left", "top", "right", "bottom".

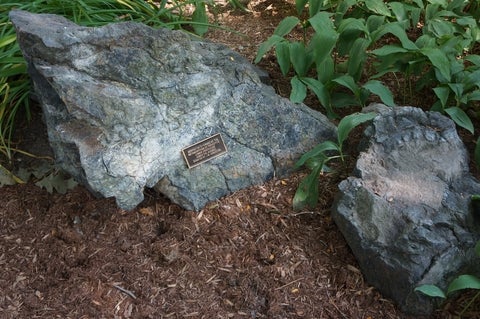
[{"left": 255, "top": 0, "right": 480, "bottom": 133}]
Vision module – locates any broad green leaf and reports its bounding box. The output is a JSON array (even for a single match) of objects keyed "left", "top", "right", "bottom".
[
  {"left": 389, "top": 2, "right": 407, "bottom": 23},
  {"left": 333, "top": 74, "right": 359, "bottom": 95},
  {"left": 273, "top": 16, "right": 300, "bottom": 37},
  {"left": 475, "top": 137, "right": 480, "bottom": 172},
  {"left": 427, "top": 19, "right": 455, "bottom": 38},
  {"left": 475, "top": 240, "right": 480, "bottom": 256},
  {"left": 308, "top": 11, "right": 335, "bottom": 34},
  {"left": 433, "top": 86, "right": 450, "bottom": 108},
  {"left": 447, "top": 275, "right": 480, "bottom": 294},
  {"left": 425, "top": 4, "right": 438, "bottom": 22},
  {"left": 371, "top": 45, "right": 409, "bottom": 56},
  {"left": 338, "top": 17, "right": 368, "bottom": 34},
  {"left": 365, "top": 0, "right": 391, "bottom": 16},
  {"left": 366, "top": 14, "right": 386, "bottom": 33},
  {"left": 455, "top": 16, "right": 476, "bottom": 28},
  {"left": 415, "top": 34, "right": 436, "bottom": 49},
  {"left": 316, "top": 56, "right": 334, "bottom": 83},
  {"left": 308, "top": 13, "right": 338, "bottom": 66},
  {"left": 295, "top": 140, "right": 339, "bottom": 169},
  {"left": 336, "top": 0, "right": 358, "bottom": 18},
  {"left": 289, "top": 41, "right": 308, "bottom": 76},
  {"left": 275, "top": 42, "right": 290, "bottom": 76},
  {"left": 305, "top": 157, "right": 327, "bottom": 171},
  {"left": 347, "top": 38, "right": 370, "bottom": 81},
  {"left": 428, "top": 0, "right": 447, "bottom": 9},
  {"left": 411, "top": 0, "right": 424, "bottom": 8},
  {"left": 445, "top": 107, "right": 474, "bottom": 134},
  {"left": 309, "top": 0, "right": 323, "bottom": 16},
  {"left": 447, "top": 83, "right": 464, "bottom": 98},
  {"left": 431, "top": 100, "right": 443, "bottom": 112},
  {"left": 370, "top": 64, "right": 402, "bottom": 79},
  {"left": 467, "top": 91, "right": 480, "bottom": 101},
  {"left": 293, "top": 164, "right": 323, "bottom": 210},
  {"left": 363, "top": 80, "right": 395, "bottom": 106},
  {"left": 255, "top": 35, "right": 284, "bottom": 63},
  {"left": 373, "top": 22, "right": 417, "bottom": 50},
  {"left": 290, "top": 76, "right": 307, "bottom": 103},
  {"left": 295, "top": 0, "right": 309, "bottom": 15},
  {"left": 414, "top": 285, "right": 447, "bottom": 299},
  {"left": 191, "top": 1, "right": 208, "bottom": 36},
  {"left": 410, "top": 7, "right": 422, "bottom": 28},
  {"left": 447, "top": 0, "right": 468, "bottom": 12},
  {"left": 309, "top": 32, "right": 338, "bottom": 65},
  {"left": 464, "top": 71, "right": 480, "bottom": 90},
  {"left": 337, "top": 112, "right": 377, "bottom": 147},
  {"left": 359, "top": 88, "right": 371, "bottom": 106},
  {"left": 302, "top": 77, "right": 334, "bottom": 117},
  {"left": 421, "top": 47, "right": 451, "bottom": 82},
  {"left": 331, "top": 92, "right": 362, "bottom": 108},
  {"left": 449, "top": 59, "right": 465, "bottom": 78}
]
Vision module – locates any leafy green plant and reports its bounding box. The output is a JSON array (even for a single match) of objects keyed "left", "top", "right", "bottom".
[
  {"left": 293, "top": 112, "right": 376, "bottom": 210},
  {"left": 254, "top": 0, "right": 398, "bottom": 118},
  {"left": 0, "top": 0, "right": 214, "bottom": 165},
  {"left": 415, "top": 240, "right": 480, "bottom": 317},
  {"left": 255, "top": 0, "right": 480, "bottom": 132},
  {"left": 256, "top": 0, "right": 480, "bottom": 210},
  {"left": 372, "top": 0, "right": 480, "bottom": 134}
]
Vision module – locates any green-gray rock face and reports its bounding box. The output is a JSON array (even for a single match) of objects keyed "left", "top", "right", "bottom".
[{"left": 10, "top": 10, "right": 336, "bottom": 210}]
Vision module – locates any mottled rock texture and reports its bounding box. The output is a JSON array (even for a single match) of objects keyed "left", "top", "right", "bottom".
[
  {"left": 10, "top": 10, "right": 336, "bottom": 210},
  {"left": 332, "top": 106, "right": 480, "bottom": 315}
]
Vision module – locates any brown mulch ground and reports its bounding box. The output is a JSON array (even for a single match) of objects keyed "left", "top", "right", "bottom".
[{"left": 1, "top": 1, "right": 479, "bottom": 318}]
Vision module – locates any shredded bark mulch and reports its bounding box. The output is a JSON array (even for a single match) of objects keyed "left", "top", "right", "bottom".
[{"left": 1, "top": 1, "right": 479, "bottom": 318}]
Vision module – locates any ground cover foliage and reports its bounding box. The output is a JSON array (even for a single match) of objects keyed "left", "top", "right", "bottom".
[
  {"left": 1, "top": 0, "right": 480, "bottom": 317},
  {"left": 255, "top": 0, "right": 480, "bottom": 211}
]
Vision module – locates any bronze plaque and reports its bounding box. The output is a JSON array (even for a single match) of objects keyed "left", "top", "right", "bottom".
[{"left": 182, "top": 133, "right": 228, "bottom": 168}]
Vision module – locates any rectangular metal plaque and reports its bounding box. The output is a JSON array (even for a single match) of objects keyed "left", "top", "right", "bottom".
[{"left": 182, "top": 133, "right": 228, "bottom": 168}]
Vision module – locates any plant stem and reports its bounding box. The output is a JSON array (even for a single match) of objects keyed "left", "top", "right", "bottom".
[{"left": 459, "top": 290, "right": 480, "bottom": 317}]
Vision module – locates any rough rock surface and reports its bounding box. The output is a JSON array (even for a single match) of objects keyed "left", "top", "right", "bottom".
[
  {"left": 332, "top": 105, "right": 480, "bottom": 315},
  {"left": 10, "top": 10, "right": 336, "bottom": 211}
]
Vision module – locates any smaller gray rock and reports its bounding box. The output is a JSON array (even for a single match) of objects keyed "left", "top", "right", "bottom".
[{"left": 332, "top": 106, "right": 480, "bottom": 315}]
